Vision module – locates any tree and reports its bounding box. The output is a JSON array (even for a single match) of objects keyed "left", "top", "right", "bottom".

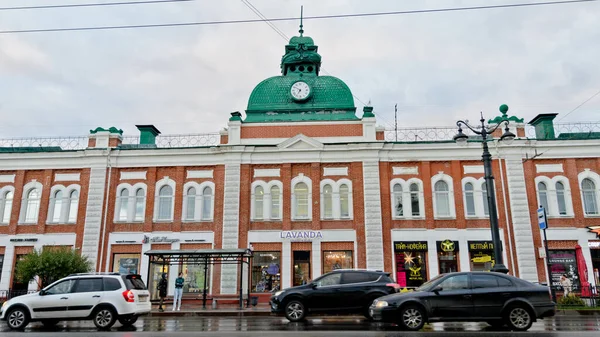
[{"left": 15, "top": 247, "right": 92, "bottom": 288}]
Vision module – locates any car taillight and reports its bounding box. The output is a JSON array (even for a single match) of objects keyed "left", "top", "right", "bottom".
[
  {"left": 122, "top": 290, "right": 135, "bottom": 303},
  {"left": 386, "top": 283, "right": 401, "bottom": 292}
]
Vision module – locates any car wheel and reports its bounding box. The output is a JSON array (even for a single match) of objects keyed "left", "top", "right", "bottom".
[
  {"left": 93, "top": 307, "right": 117, "bottom": 330},
  {"left": 398, "top": 305, "right": 426, "bottom": 331},
  {"left": 41, "top": 319, "right": 60, "bottom": 327},
  {"left": 6, "top": 307, "right": 30, "bottom": 330},
  {"left": 118, "top": 315, "right": 139, "bottom": 326},
  {"left": 284, "top": 300, "right": 306, "bottom": 322},
  {"left": 486, "top": 320, "right": 505, "bottom": 328},
  {"left": 505, "top": 305, "right": 533, "bottom": 331}
]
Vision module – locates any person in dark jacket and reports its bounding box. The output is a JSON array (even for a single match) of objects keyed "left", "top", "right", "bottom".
[{"left": 157, "top": 273, "right": 168, "bottom": 312}]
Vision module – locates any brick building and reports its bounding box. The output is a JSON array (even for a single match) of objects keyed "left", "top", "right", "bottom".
[{"left": 1, "top": 28, "right": 599, "bottom": 301}]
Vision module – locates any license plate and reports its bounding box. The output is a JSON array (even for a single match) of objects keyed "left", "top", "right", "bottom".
[{"left": 139, "top": 296, "right": 148, "bottom": 302}]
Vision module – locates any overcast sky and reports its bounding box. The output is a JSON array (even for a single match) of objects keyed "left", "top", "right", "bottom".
[{"left": 1, "top": 0, "right": 599, "bottom": 138}]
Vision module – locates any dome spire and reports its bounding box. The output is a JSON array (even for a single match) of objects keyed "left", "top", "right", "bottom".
[{"left": 299, "top": 6, "right": 304, "bottom": 36}]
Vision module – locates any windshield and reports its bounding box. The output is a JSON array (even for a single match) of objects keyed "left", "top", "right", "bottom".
[{"left": 415, "top": 274, "right": 445, "bottom": 291}]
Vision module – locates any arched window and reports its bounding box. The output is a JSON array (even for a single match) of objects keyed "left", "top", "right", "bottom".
[
  {"left": 134, "top": 188, "right": 145, "bottom": 221},
  {"left": 270, "top": 185, "right": 280, "bottom": 219},
  {"left": 51, "top": 190, "right": 63, "bottom": 223},
  {"left": 582, "top": 178, "right": 598, "bottom": 215},
  {"left": 410, "top": 183, "right": 420, "bottom": 217},
  {"left": 339, "top": 184, "right": 350, "bottom": 218},
  {"left": 323, "top": 184, "right": 333, "bottom": 219},
  {"left": 201, "top": 186, "right": 213, "bottom": 220},
  {"left": 23, "top": 188, "right": 41, "bottom": 223},
  {"left": 67, "top": 190, "right": 79, "bottom": 223},
  {"left": 118, "top": 189, "right": 129, "bottom": 221},
  {"left": 538, "top": 182, "right": 549, "bottom": 211},
  {"left": 1, "top": 190, "right": 13, "bottom": 224},
  {"left": 434, "top": 181, "right": 450, "bottom": 217},
  {"left": 482, "top": 182, "right": 489, "bottom": 216},
  {"left": 464, "top": 183, "right": 475, "bottom": 216},
  {"left": 393, "top": 184, "right": 403, "bottom": 217},
  {"left": 254, "top": 186, "right": 264, "bottom": 220},
  {"left": 294, "top": 182, "right": 309, "bottom": 219},
  {"left": 185, "top": 187, "right": 197, "bottom": 220},
  {"left": 157, "top": 185, "right": 173, "bottom": 220},
  {"left": 556, "top": 182, "right": 567, "bottom": 215}
]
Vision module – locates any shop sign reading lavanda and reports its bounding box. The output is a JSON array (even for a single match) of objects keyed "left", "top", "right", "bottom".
[{"left": 280, "top": 231, "right": 323, "bottom": 241}]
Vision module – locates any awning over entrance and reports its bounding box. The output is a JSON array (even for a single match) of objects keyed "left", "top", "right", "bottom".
[{"left": 144, "top": 248, "right": 253, "bottom": 309}]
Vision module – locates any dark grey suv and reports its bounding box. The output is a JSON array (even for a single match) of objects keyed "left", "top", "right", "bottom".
[{"left": 270, "top": 269, "right": 400, "bottom": 322}]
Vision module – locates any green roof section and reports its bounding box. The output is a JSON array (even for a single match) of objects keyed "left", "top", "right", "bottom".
[
  {"left": 244, "top": 24, "right": 357, "bottom": 123},
  {"left": 488, "top": 104, "right": 524, "bottom": 124},
  {"left": 89, "top": 127, "right": 123, "bottom": 135},
  {"left": 0, "top": 146, "right": 63, "bottom": 153}
]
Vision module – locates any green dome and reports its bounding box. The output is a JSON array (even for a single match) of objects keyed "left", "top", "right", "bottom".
[{"left": 244, "top": 29, "right": 358, "bottom": 123}]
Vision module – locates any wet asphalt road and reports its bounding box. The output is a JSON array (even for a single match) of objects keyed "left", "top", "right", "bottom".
[{"left": 1, "top": 316, "right": 599, "bottom": 336}]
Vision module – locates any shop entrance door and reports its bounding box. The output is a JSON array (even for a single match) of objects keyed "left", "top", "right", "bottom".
[{"left": 293, "top": 251, "right": 311, "bottom": 286}]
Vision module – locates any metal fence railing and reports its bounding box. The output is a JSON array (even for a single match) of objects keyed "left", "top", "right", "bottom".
[
  {"left": 551, "top": 285, "right": 600, "bottom": 308},
  {"left": 0, "top": 289, "right": 38, "bottom": 301}
]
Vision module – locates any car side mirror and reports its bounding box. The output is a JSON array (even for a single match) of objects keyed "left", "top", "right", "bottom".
[
  {"left": 311, "top": 283, "right": 318, "bottom": 289},
  {"left": 433, "top": 285, "right": 443, "bottom": 294},
  {"left": 39, "top": 290, "right": 46, "bottom": 296}
]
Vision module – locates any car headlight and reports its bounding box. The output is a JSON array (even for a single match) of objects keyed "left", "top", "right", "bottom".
[
  {"left": 1, "top": 301, "right": 7, "bottom": 309},
  {"left": 375, "top": 300, "right": 389, "bottom": 308},
  {"left": 274, "top": 290, "right": 284, "bottom": 297}
]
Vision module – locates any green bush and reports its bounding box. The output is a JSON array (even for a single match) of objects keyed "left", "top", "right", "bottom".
[
  {"left": 15, "top": 247, "right": 91, "bottom": 288},
  {"left": 557, "top": 294, "right": 586, "bottom": 307}
]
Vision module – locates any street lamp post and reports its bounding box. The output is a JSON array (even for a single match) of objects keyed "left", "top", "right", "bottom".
[{"left": 453, "top": 105, "right": 516, "bottom": 274}]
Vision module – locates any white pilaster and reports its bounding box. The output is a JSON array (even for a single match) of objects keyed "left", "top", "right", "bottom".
[
  {"left": 140, "top": 240, "right": 152, "bottom": 285},
  {"left": 220, "top": 163, "right": 241, "bottom": 294},
  {"left": 312, "top": 241, "right": 321, "bottom": 280},
  {"left": 282, "top": 241, "right": 292, "bottom": 289},
  {"left": 504, "top": 155, "right": 538, "bottom": 282},
  {"left": 167, "top": 241, "right": 180, "bottom": 296},
  {"left": 363, "top": 161, "right": 384, "bottom": 270},
  {"left": 81, "top": 166, "right": 107, "bottom": 270},
  {"left": 0, "top": 246, "right": 14, "bottom": 290}
]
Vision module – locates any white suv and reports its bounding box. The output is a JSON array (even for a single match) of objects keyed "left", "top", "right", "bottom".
[{"left": 1, "top": 273, "right": 151, "bottom": 330}]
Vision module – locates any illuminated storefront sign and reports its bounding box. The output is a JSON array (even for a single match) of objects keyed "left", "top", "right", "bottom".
[{"left": 394, "top": 241, "right": 427, "bottom": 287}]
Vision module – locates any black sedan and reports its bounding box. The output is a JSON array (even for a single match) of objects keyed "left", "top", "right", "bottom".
[
  {"left": 369, "top": 271, "right": 555, "bottom": 331},
  {"left": 270, "top": 269, "right": 400, "bottom": 322}
]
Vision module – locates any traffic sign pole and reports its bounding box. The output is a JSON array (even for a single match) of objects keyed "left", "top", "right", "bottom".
[{"left": 539, "top": 206, "right": 556, "bottom": 302}]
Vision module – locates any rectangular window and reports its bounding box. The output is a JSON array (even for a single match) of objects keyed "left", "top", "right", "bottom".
[
  {"left": 394, "top": 241, "right": 428, "bottom": 288},
  {"left": 548, "top": 249, "right": 580, "bottom": 291},
  {"left": 157, "top": 196, "right": 172, "bottom": 220},
  {"left": 296, "top": 197, "right": 309, "bottom": 219},
  {"left": 181, "top": 263, "right": 210, "bottom": 294},
  {"left": 74, "top": 278, "right": 103, "bottom": 293},
  {"left": 271, "top": 196, "right": 280, "bottom": 219},
  {"left": 112, "top": 253, "right": 140, "bottom": 275},
  {"left": 186, "top": 195, "right": 196, "bottom": 220},
  {"left": 148, "top": 264, "right": 168, "bottom": 300},
  {"left": 322, "top": 250, "right": 353, "bottom": 274},
  {"left": 435, "top": 192, "right": 450, "bottom": 216},
  {"left": 119, "top": 198, "right": 129, "bottom": 221},
  {"left": 251, "top": 252, "right": 281, "bottom": 293},
  {"left": 468, "top": 241, "right": 496, "bottom": 272}
]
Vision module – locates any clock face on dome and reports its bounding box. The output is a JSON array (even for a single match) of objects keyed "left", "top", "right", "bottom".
[{"left": 290, "top": 81, "right": 311, "bottom": 101}]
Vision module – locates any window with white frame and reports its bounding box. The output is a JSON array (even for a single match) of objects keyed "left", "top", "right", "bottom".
[
  {"left": 182, "top": 182, "right": 214, "bottom": 222},
  {"left": 482, "top": 182, "right": 489, "bottom": 216},
  {"left": 154, "top": 178, "right": 175, "bottom": 221},
  {"left": 535, "top": 176, "right": 574, "bottom": 217},
  {"left": 462, "top": 177, "right": 495, "bottom": 218},
  {"left": 47, "top": 185, "right": 80, "bottom": 224},
  {"left": 582, "top": 178, "right": 598, "bottom": 215},
  {"left": 292, "top": 175, "right": 312, "bottom": 221},
  {"left": 251, "top": 181, "right": 282, "bottom": 221},
  {"left": 390, "top": 179, "right": 424, "bottom": 219},
  {"left": 320, "top": 179, "right": 353, "bottom": 220},
  {"left": 115, "top": 183, "right": 147, "bottom": 222},
  {"left": 20, "top": 182, "right": 42, "bottom": 224},
  {"left": 464, "top": 182, "right": 476, "bottom": 216},
  {"left": 0, "top": 187, "right": 14, "bottom": 224},
  {"left": 432, "top": 174, "right": 455, "bottom": 219}
]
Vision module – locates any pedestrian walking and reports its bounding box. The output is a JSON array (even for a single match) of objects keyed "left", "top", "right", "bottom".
[
  {"left": 157, "top": 273, "right": 168, "bottom": 312},
  {"left": 173, "top": 272, "right": 185, "bottom": 311},
  {"left": 560, "top": 274, "right": 573, "bottom": 297}
]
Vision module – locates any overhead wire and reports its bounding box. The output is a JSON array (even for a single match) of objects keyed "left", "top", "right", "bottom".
[
  {"left": 240, "top": 0, "right": 396, "bottom": 128},
  {"left": 1, "top": 0, "right": 598, "bottom": 34},
  {"left": 557, "top": 89, "right": 600, "bottom": 122},
  {"left": 0, "top": 0, "right": 193, "bottom": 11}
]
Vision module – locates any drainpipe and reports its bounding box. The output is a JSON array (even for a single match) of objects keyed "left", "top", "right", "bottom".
[
  {"left": 98, "top": 148, "right": 113, "bottom": 272},
  {"left": 495, "top": 140, "right": 517, "bottom": 275}
]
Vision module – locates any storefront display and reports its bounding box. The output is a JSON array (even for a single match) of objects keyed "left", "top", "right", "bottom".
[
  {"left": 252, "top": 251, "right": 281, "bottom": 292},
  {"left": 591, "top": 245, "right": 600, "bottom": 286},
  {"left": 548, "top": 250, "right": 580, "bottom": 290},
  {"left": 182, "top": 263, "right": 210, "bottom": 294},
  {"left": 323, "top": 250, "right": 353, "bottom": 274},
  {"left": 437, "top": 240, "right": 459, "bottom": 274},
  {"left": 112, "top": 253, "right": 140, "bottom": 275},
  {"left": 149, "top": 264, "right": 168, "bottom": 300},
  {"left": 394, "top": 241, "right": 427, "bottom": 287},
  {"left": 468, "top": 241, "right": 497, "bottom": 272}
]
